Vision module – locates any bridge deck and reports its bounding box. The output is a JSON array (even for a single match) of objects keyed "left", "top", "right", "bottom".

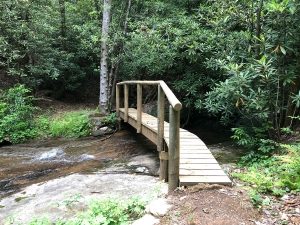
[{"left": 119, "top": 108, "right": 231, "bottom": 186}]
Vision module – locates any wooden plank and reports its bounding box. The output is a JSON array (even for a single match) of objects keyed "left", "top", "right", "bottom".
[
  {"left": 180, "top": 143, "right": 206, "bottom": 146},
  {"left": 180, "top": 139, "right": 205, "bottom": 146},
  {"left": 180, "top": 169, "right": 226, "bottom": 176},
  {"left": 180, "top": 158, "right": 218, "bottom": 164},
  {"left": 127, "top": 117, "right": 137, "bottom": 129},
  {"left": 180, "top": 176, "right": 232, "bottom": 185},
  {"left": 181, "top": 145, "right": 208, "bottom": 149},
  {"left": 180, "top": 150, "right": 211, "bottom": 154},
  {"left": 141, "top": 125, "right": 158, "bottom": 145},
  {"left": 180, "top": 164, "right": 222, "bottom": 170},
  {"left": 180, "top": 154, "right": 215, "bottom": 159}
]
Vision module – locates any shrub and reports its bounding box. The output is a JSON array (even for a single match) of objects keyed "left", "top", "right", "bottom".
[
  {"left": 102, "top": 112, "right": 118, "bottom": 128},
  {"left": 0, "top": 85, "right": 37, "bottom": 143},
  {"left": 49, "top": 111, "right": 92, "bottom": 138},
  {"left": 232, "top": 126, "right": 278, "bottom": 163},
  {"left": 27, "top": 198, "right": 146, "bottom": 225},
  {"left": 233, "top": 144, "right": 300, "bottom": 196}
]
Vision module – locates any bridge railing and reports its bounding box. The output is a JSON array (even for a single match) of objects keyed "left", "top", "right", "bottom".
[{"left": 116, "top": 80, "right": 182, "bottom": 191}]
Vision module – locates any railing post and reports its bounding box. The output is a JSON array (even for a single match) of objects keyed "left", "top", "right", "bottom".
[
  {"left": 158, "top": 85, "right": 167, "bottom": 181},
  {"left": 124, "top": 84, "right": 129, "bottom": 122},
  {"left": 137, "top": 84, "right": 142, "bottom": 133},
  {"left": 168, "top": 106, "right": 180, "bottom": 192},
  {"left": 116, "top": 84, "right": 120, "bottom": 116}
]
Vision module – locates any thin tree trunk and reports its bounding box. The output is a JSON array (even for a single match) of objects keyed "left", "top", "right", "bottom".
[
  {"left": 255, "top": 0, "right": 264, "bottom": 57},
  {"left": 58, "top": 0, "right": 66, "bottom": 49},
  {"left": 107, "top": 61, "right": 115, "bottom": 110},
  {"left": 93, "top": 0, "right": 102, "bottom": 24},
  {"left": 99, "top": 0, "right": 111, "bottom": 114}
]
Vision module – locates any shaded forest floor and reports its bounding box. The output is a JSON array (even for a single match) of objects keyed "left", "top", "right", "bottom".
[
  {"left": 35, "top": 97, "right": 97, "bottom": 115},
  {"left": 161, "top": 184, "right": 259, "bottom": 225}
]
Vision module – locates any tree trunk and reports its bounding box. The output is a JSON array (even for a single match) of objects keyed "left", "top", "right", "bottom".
[
  {"left": 58, "top": 0, "right": 66, "bottom": 49},
  {"left": 99, "top": 0, "right": 111, "bottom": 114},
  {"left": 255, "top": 0, "right": 264, "bottom": 57},
  {"left": 93, "top": 0, "right": 102, "bottom": 25}
]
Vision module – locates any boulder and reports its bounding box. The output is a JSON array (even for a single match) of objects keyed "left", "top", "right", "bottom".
[
  {"left": 146, "top": 198, "right": 172, "bottom": 217},
  {"left": 132, "top": 214, "right": 159, "bottom": 225},
  {"left": 92, "top": 126, "right": 114, "bottom": 137}
]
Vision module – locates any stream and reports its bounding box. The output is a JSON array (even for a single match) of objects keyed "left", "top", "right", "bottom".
[
  {"left": 0, "top": 126, "right": 160, "bottom": 199},
  {"left": 0, "top": 123, "right": 245, "bottom": 224}
]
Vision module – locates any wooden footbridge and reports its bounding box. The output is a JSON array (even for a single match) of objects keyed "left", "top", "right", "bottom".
[{"left": 116, "top": 81, "right": 231, "bottom": 191}]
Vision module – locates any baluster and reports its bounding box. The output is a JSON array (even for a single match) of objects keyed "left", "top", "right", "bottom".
[
  {"left": 137, "top": 84, "right": 142, "bottom": 133},
  {"left": 116, "top": 84, "right": 120, "bottom": 116},
  {"left": 124, "top": 84, "right": 129, "bottom": 122}
]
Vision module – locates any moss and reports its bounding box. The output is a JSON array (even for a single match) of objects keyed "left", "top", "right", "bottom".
[{"left": 14, "top": 196, "right": 28, "bottom": 202}]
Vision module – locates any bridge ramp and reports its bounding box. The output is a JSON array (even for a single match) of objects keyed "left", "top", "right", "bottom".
[{"left": 119, "top": 108, "right": 231, "bottom": 186}]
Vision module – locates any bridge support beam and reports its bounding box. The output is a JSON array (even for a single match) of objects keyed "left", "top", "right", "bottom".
[{"left": 168, "top": 106, "right": 180, "bottom": 192}]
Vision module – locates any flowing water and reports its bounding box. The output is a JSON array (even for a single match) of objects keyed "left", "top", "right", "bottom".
[{"left": 0, "top": 126, "right": 158, "bottom": 199}]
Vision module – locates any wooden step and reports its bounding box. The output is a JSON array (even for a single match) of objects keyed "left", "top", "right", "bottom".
[{"left": 180, "top": 175, "right": 232, "bottom": 185}]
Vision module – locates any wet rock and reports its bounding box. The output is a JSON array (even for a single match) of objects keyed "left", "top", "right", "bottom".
[
  {"left": 0, "top": 173, "right": 168, "bottom": 224},
  {"left": 135, "top": 166, "right": 149, "bottom": 174},
  {"left": 143, "top": 101, "right": 157, "bottom": 117},
  {"left": 0, "top": 180, "right": 10, "bottom": 189},
  {"left": 132, "top": 214, "right": 159, "bottom": 225},
  {"left": 78, "top": 154, "right": 95, "bottom": 161},
  {"left": 127, "top": 154, "right": 159, "bottom": 176},
  {"left": 38, "top": 148, "right": 65, "bottom": 160},
  {"left": 92, "top": 126, "right": 114, "bottom": 137},
  {"left": 146, "top": 198, "right": 172, "bottom": 217},
  {"left": 90, "top": 117, "right": 104, "bottom": 127}
]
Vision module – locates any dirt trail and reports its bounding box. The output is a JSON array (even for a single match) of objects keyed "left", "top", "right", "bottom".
[{"left": 160, "top": 184, "right": 260, "bottom": 225}]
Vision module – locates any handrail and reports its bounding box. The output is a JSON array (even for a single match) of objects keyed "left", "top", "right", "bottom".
[
  {"left": 116, "top": 80, "right": 181, "bottom": 192},
  {"left": 117, "top": 80, "right": 182, "bottom": 111}
]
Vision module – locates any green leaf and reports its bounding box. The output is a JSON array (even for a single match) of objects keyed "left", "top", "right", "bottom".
[{"left": 280, "top": 46, "right": 286, "bottom": 55}]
